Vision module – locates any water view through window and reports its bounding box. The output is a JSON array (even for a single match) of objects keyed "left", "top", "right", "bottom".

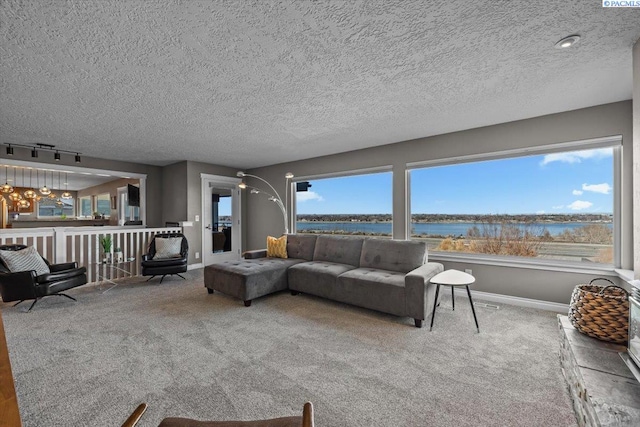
[
  {"left": 296, "top": 172, "right": 393, "bottom": 236},
  {"left": 294, "top": 145, "right": 616, "bottom": 266},
  {"left": 410, "top": 146, "right": 615, "bottom": 264}
]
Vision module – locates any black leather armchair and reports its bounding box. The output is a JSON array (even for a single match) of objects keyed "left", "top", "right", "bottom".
[
  {"left": 0, "top": 245, "right": 88, "bottom": 311},
  {"left": 141, "top": 233, "right": 188, "bottom": 283}
]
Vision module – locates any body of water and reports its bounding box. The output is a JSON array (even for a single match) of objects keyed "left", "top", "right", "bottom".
[{"left": 295, "top": 221, "right": 612, "bottom": 236}]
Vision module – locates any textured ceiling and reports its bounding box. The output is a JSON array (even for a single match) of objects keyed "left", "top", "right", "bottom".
[{"left": 1, "top": 1, "right": 639, "bottom": 169}]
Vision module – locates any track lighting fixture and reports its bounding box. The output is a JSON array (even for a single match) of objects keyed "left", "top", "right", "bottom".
[{"left": 2, "top": 143, "right": 81, "bottom": 163}]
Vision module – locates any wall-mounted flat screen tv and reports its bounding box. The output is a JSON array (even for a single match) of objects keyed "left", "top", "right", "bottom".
[{"left": 127, "top": 184, "right": 140, "bottom": 207}]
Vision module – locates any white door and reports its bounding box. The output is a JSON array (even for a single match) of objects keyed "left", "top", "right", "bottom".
[{"left": 201, "top": 174, "right": 241, "bottom": 265}]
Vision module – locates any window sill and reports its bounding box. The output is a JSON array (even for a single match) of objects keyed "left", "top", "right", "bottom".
[{"left": 429, "top": 252, "right": 617, "bottom": 276}]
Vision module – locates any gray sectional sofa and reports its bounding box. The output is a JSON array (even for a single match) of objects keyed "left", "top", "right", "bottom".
[{"left": 204, "top": 234, "right": 444, "bottom": 327}]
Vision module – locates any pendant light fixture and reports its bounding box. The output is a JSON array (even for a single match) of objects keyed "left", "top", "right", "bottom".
[
  {"left": 48, "top": 171, "right": 57, "bottom": 199},
  {"left": 61, "top": 172, "right": 72, "bottom": 199},
  {"left": 34, "top": 170, "right": 42, "bottom": 202},
  {"left": 55, "top": 172, "right": 63, "bottom": 205},
  {"left": 18, "top": 198, "right": 30, "bottom": 209},
  {"left": 1, "top": 166, "right": 13, "bottom": 194},
  {"left": 39, "top": 169, "right": 51, "bottom": 195},
  {"left": 9, "top": 168, "right": 22, "bottom": 202},
  {"left": 23, "top": 168, "right": 37, "bottom": 199}
]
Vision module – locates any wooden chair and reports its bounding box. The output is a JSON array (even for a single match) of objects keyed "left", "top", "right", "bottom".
[{"left": 122, "top": 402, "right": 314, "bottom": 427}]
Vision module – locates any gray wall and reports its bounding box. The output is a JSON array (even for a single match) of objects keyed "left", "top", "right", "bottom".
[
  {"left": 0, "top": 149, "right": 164, "bottom": 227},
  {"left": 161, "top": 161, "right": 188, "bottom": 226},
  {"left": 245, "top": 101, "right": 634, "bottom": 304}
]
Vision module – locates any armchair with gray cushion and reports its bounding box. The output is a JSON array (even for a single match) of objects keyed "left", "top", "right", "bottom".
[
  {"left": 0, "top": 244, "right": 87, "bottom": 311},
  {"left": 141, "top": 233, "right": 188, "bottom": 283}
]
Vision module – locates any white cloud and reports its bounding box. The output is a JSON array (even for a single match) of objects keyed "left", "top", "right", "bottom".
[
  {"left": 540, "top": 148, "right": 612, "bottom": 166},
  {"left": 572, "top": 190, "right": 583, "bottom": 196},
  {"left": 567, "top": 200, "right": 593, "bottom": 211},
  {"left": 536, "top": 210, "right": 545, "bottom": 214},
  {"left": 296, "top": 191, "right": 324, "bottom": 202},
  {"left": 582, "top": 183, "right": 612, "bottom": 194},
  {"left": 552, "top": 205, "right": 564, "bottom": 209}
]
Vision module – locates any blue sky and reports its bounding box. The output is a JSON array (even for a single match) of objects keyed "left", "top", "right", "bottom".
[{"left": 295, "top": 147, "right": 614, "bottom": 215}]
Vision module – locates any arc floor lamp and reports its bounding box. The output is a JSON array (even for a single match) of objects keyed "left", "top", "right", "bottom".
[{"left": 237, "top": 171, "right": 294, "bottom": 234}]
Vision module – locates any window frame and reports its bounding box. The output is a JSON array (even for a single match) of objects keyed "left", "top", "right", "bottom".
[
  {"left": 406, "top": 135, "right": 622, "bottom": 270},
  {"left": 77, "top": 195, "right": 92, "bottom": 218},
  {"left": 95, "top": 193, "right": 111, "bottom": 218},
  {"left": 291, "top": 165, "right": 394, "bottom": 236}
]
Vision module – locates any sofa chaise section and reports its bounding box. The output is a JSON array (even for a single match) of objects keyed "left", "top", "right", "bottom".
[
  {"left": 204, "top": 234, "right": 317, "bottom": 306},
  {"left": 203, "top": 257, "right": 303, "bottom": 306}
]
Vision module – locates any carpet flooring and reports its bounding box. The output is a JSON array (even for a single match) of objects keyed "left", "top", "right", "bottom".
[{"left": 1, "top": 269, "right": 577, "bottom": 426}]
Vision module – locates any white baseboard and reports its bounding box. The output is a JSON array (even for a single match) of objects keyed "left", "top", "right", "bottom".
[
  {"left": 187, "top": 263, "right": 203, "bottom": 271},
  {"left": 453, "top": 288, "right": 569, "bottom": 313}
]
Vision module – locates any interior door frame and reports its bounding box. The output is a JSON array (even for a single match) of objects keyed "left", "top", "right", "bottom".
[{"left": 200, "top": 173, "right": 242, "bottom": 264}]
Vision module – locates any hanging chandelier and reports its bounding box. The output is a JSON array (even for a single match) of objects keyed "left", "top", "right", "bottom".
[
  {"left": 47, "top": 171, "right": 56, "bottom": 199},
  {"left": 18, "top": 198, "right": 30, "bottom": 209},
  {"left": 39, "top": 169, "right": 51, "bottom": 195},
  {"left": 61, "top": 172, "right": 72, "bottom": 199},
  {"left": 1, "top": 166, "right": 13, "bottom": 194},
  {"left": 54, "top": 172, "right": 63, "bottom": 205},
  {"left": 9, "top": 168, "right": 22, "bottom": 202},
  {"left": 24, "top": 168, "right": 37, "bottom": 199}
]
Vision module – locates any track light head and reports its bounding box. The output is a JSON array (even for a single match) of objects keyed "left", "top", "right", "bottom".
[
  {"left": 54, "top": 151, "right": 61, "bottom": 161},
  {"left": 75, "top": 154, "right": 81, "bottom": 163},
  {"left": 6, "top": 145, "right": 13, "bottom": 155},
  {"left": 31, "top": 149, "right": 38, "bottom": 158}
]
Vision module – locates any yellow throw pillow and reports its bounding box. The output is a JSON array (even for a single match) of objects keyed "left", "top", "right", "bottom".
[{"left": 266, "top": 235, "right": 287, "bottom": 259}]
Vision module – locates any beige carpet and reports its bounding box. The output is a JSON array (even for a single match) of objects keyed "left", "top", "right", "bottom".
[{"left": 1, "top": 269, "right": 577, "bottom": 426}]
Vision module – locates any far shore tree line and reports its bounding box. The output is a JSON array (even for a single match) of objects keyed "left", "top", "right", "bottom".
[{"left": 296, "top": 213, "right": 612, "bottom": 223}]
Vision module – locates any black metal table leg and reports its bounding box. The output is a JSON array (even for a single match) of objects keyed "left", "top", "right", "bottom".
[
  {"left": 430, "top": 284, "right": 441, "bottom": 331},
  {"left": 451, "top": 285, "right": 455, "bottom": 311},
  {"left": 466, "top": 285, "right": 479, "bottom": 333}
]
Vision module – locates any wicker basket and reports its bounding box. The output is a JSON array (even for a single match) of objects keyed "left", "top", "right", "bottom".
[{"left": 568, "top": 278, "right": 629, "bottom": 344}]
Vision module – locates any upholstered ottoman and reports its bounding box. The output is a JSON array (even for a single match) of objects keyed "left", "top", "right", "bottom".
[{"left": 204, "top": 258, "right": 304, "bottom": 306}]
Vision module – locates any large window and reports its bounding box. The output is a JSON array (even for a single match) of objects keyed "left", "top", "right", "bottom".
[
  {"left": 409, "top": 142, "right": 618, "bottom": 266},
  {"left": 79, "top": 196, "right": 92, "bottom": 217},
  {"left": 38, "top": 198, "right": 74, "bottom": 218},
  {"left": 96, "top": 193, "right": 111, "bottom": 217},
  {"left": 295, "top": 171, "right": 392, "bottom": 236}
]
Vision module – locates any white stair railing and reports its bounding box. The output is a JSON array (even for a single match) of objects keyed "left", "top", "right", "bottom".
[{"left": 0, "top": 226, "right": 181, "bottom": 282}]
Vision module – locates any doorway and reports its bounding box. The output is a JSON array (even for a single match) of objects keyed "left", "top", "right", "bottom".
[{"left": 201, "top": 174, "right": 241, "bottom": 265}]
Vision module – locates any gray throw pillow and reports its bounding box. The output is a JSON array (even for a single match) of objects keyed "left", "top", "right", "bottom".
[
  {"left": 153, "top": 237, "right": 182, "bottom": 260},
  {"left": 0, "top": 246, "right": 50, "bottom": 276}
]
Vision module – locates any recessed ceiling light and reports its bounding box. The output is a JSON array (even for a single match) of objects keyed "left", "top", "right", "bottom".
[{"left": 555, "top": 35, "right": 580, "bottom": 49}]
